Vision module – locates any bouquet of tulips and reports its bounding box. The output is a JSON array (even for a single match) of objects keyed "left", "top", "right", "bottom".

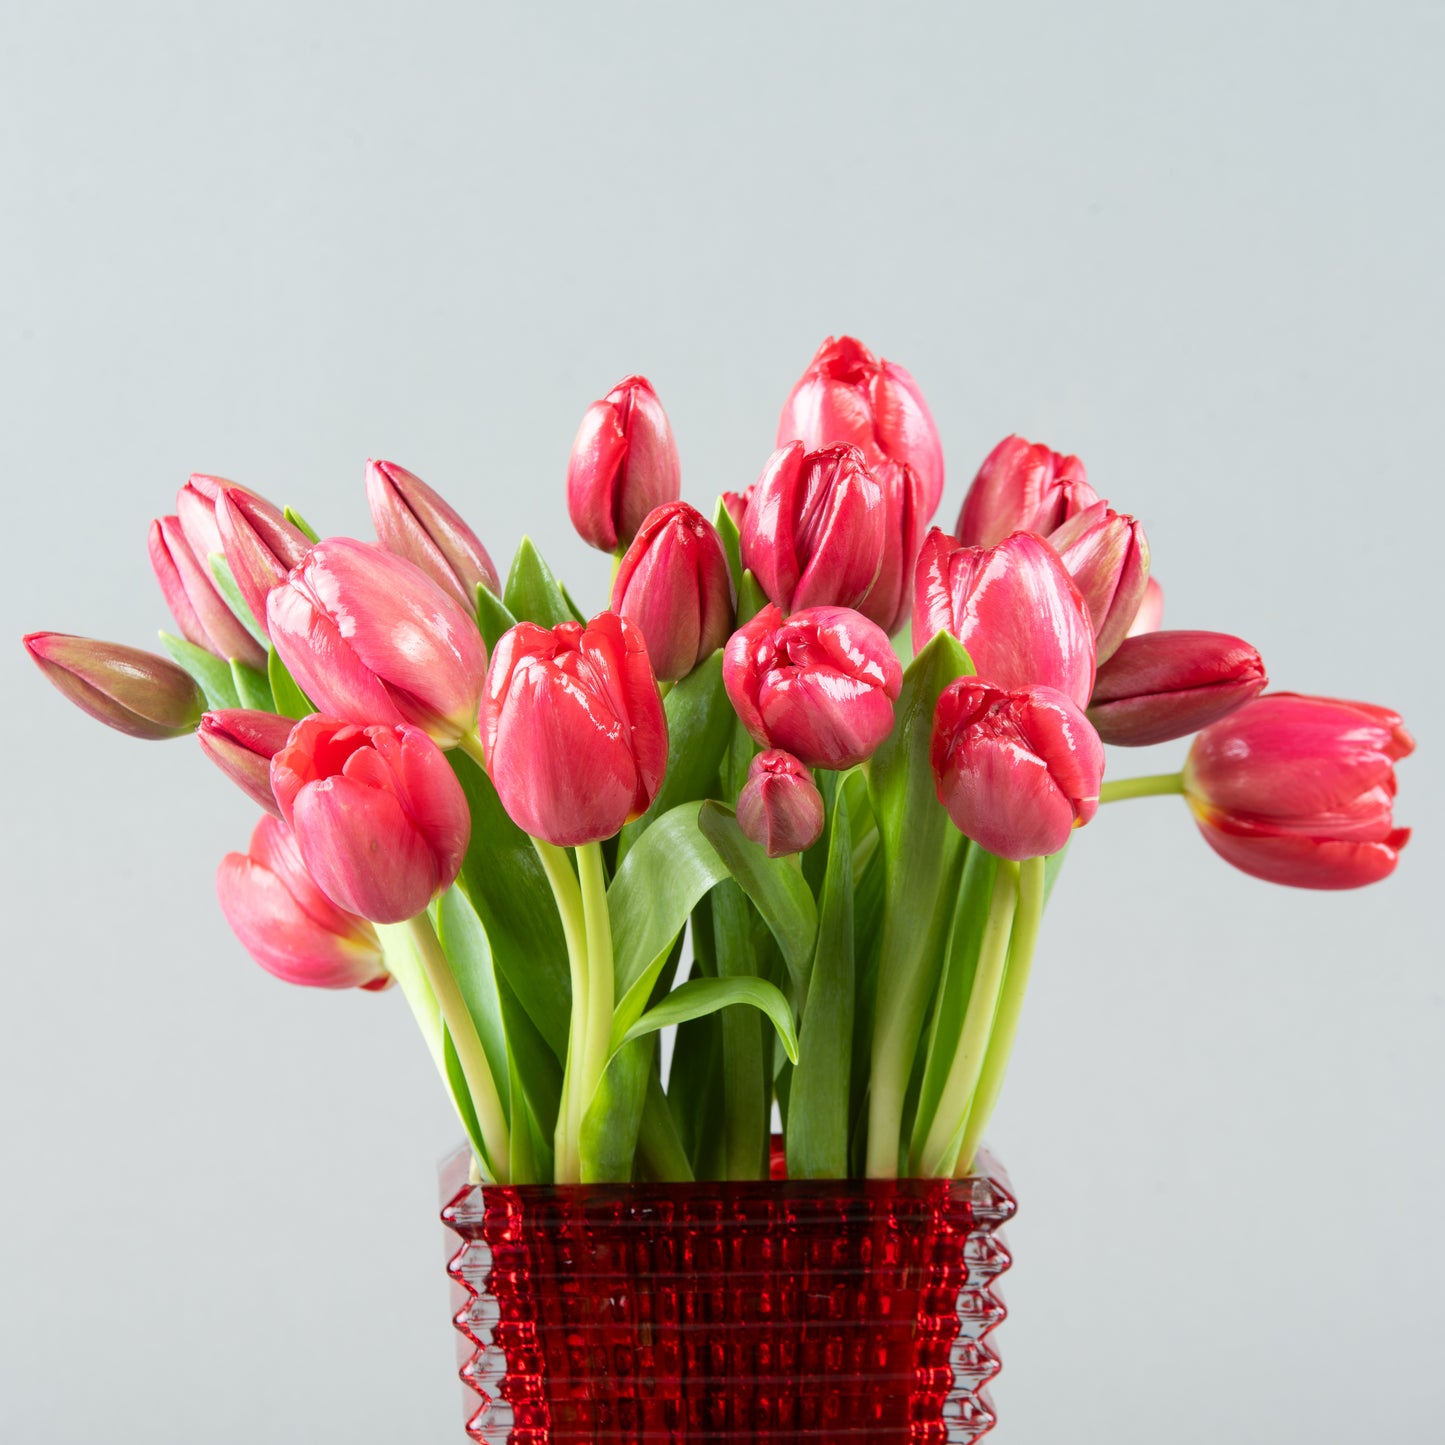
[{"left": 23, "top": 338, "right": 1415, "bottom": 1186}]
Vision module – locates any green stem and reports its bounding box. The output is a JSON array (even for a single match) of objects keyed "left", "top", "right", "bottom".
[
  {"left": 955, "top": 855, "right": 1046, "bottom": 1175},
  {"left": 1099, "top": 772, "right": 1185, "bottom": 803},
  {"left": 575, "top": 841, "right": 615, "bottom": 1134},
  {"left": 457, "top": 729, "right": 490, "bottom": 771}
]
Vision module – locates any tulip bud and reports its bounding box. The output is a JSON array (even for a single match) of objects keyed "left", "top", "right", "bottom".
[
  {"left": 912, "top": 528, "right": 1096, "bottom": 709},
  {"left": 481, "top": 612, "right": 669, "bottom": 846},
  {"left": 271, "top": 716, "right": 471, "bottom": 922},
  {"left": 955, "top": 436, "right": 1098, "bottom": 550},
  {"left": 23, "top": 632, "right": 206, "bottom": 740},
  {"left": 736, "top": 750, "right": 825, "bottom": 857},
  {"left": 777, "top": 335, "right": 945, "bottom": 520},
  {"left": 723, "top": 604, "right": 902, "bottom": 770},
  {"left": 1046, "top": 502, "right": 1151, "bottom": 664},
  {"left": 1128, "top": 576, "right": 1164, "bottom": 638},
  {"left": 197, "top": 709, "right": 297, "bottom": 813},
  {"left": 267, "top": 538, "right": 487, "bottom": 748},
  {"left": 365, "top": 459, "right": 501, "bottom": 612},
  {"left": 721, "top": 488, "right": 752, "bottom": 531},
  {"left": 611, "top": 501, "right": 735, "bottom": 682},
  {"left": 216, "top": 813, "right": 390, "bottom": 989},
  {"left": 176, "top": 473, "right": 245, "bottom": 563},
  {"left": 1182, "top": 693, "right": 1414, "bottom": 889},
  {"left": 566, "top": 375, "right": 681, "bottom": 552},
  {"left": 149, "top": 514, "right": 267, "bottom": 668},
  {"left": 1088, "top": 631, "right": 1267, "bottom": 746},
  {"left": 932, "top": 678, "right": 1105, "bottom": 861},
  {"left": 216, "top": 486, "right": 312, "bottom": 633}
]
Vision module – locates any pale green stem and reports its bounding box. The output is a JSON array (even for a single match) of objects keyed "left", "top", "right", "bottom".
[
  {"left": 916, "top": 860, "right": 1019, "bottom": 1178},
  {"left": 1099, "top": 772, "right": 1185, "bottom": 803},
  {"left": 456, "top": 729, "right": 490, "bottom": 771},
  {"left": 575, "top": 841, "right": 615, "bottom": 1131},
  {"left": 955, "top": 855, "right": 1046, "bottom": 1175}
]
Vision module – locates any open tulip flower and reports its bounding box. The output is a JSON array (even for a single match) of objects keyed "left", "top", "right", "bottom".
[{"left": 21, "top": 334, "right": 1415, "bottom": 1193}]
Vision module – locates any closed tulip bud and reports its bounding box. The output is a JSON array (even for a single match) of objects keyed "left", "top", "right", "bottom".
[
  {"left": 1182, "top": 693, "right": 1414, "bottom": 889},
  {"left": 721, "top": 488, "right": 752, "bottom": 531},
  {"left": 176, "top": 473, "right": 245, "bottom": 563},
  {"left": 741, "top": 442, "right": 885, "bottom": 617},
  {"left": 777, "top": 335, "right": 945, "bottom": 520},
  {"left": 611, "top": 502, "right": 735, "bottom": 681},
  {"left": 912, "top": 528, "right": 1097, "bottom": 709},
  {"left": 216, "top": 486, "right": 312, "bottom": 633},
  {"left": 1047, "top": 502, "right": 1151, "bottom": 664},
  {"left": 23, "top": 632, "right": 205, "bottom": 740},
  {"left": 267, "top": 538, "right": 487, "bottom": 748},
  {"left": 956, "top": 436, "right": 1098, "bottom": 550},
  {"left": 736, "top": 750, "right": 825, "bottom": 857},
  {"left": 366, "top": 459, "right": 501, "bottom": 612},
  {"left": 723, "top": 604, "right": 902, "bottom": 770},
  {"left": 216, "top": 813, "right": 390, "bottom": 990},
  {"left": 1088, "top": 631, "right": 1267, "bottom": 746},
  {"left": 566, "top": 375, "right": 681, "bottom": 552},
  {"left": 1128, "top": 576, "right": 1164, "bottom": 637},
  {"left": 932, "top": 678, "right": 1105, "bottom": 861},
  {"left": 481, "top": 612, "right": 668, "bottom": 846},
  {"left": 149, "top": 514, "right": 267, "bottom": 668},
  {"left": 197, "top": 709, "right": 297, "bottom": 813},
  {"left": 270, "top": 716, "right": 470, "bottom": 922}
]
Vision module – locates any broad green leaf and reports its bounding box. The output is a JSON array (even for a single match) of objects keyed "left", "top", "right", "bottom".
[
  {"left": 268, "top": 646, "right": 313, "bottom": 720},
  {"left": 579, "top": 1036, "right": 653, "bottom": 1182},
  {"left": 719, "top": 713, "right": 755, "bottom": 801},
  {"left": 620, "top": 975, "right": 799, "bottom": 1064},
  {"left": 230, "top": 658, "right": 274, "bottom": 712},
  {"left": 443, "top": 1027, "right": 490, "bottom": 1173},
  {"left": 737, "top": 569, "right": 769, "bottom": 624},
  {"left": 559, "top": 582, "right": 588, "bottom": 625},
  {"left": 158, "top": 631, "right": 240, "bottom": 710},
  {"left": 284, "top": 506, "right": 320, "bottom": 543},
  {"left": 636, "top": 1064, "right": 694, "bottom": 1182},
  {"left": 496, "top": 971, "right": 561, "bottom": 1145},
  {"left": 475, "top": 583, "right": 518, "bottom": 653},
  {"left": 711, "top": 878, "right": 768, "bottom": 1179},
  {"left": 436, "top": 887, "right": 511, "bottom": 1122},
  {"left": 712, "top": 497, "right": 744, "bottom": 590},
  {"left": 504, "top": 536, "right": 576, "bottom": 628},
  {"left": 507, "top": 1054, "right": 539, "bottom": 1184},
  {"left": 209, "top": 554, "right": 269, "bottom": 649}
]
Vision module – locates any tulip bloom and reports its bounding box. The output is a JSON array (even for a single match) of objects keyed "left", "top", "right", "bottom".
[
  {"left": 611, "top": 502, "right": 735, "bottom": 681},
  {"left": 1128, "top": 576, "right": 1164, "bottom": 637},
  {"left": 149, "top": 514, "right": 267, "bottom": 668},
  {"left": 955, "top": 435, "right": 1098, "bottom": 550},
  {"left": 736, "top": 750, "right": 825, "bottom": 857},
  {"left": 566, "top": 375, "right": 681, "bottom": 552},
  {"left": 216, "top": 813, "right": 390, "bottom": 990},
  {"left": 366, "top": 460, "right": 500, "bottom": 612},
  {"left": 23, "top": 632, "right": 206, "bottom": 740},
  {"left": 932, "top": 679, "right": 1105, "bottom": 861},
  {"left": 1047, "top": 502, "right": 1150, "bottom": 664},
  {"left": 481, "top": 612, "right": 668, "bottom": 846},
  {"left": 197, "top": 709, "right": 298, "bottom": 813},
  {"left": 912, "top": 528, "right": 1096, "bottom": 708},
  {"left": 724, "top": 604, "right": 902, "bottom": 770},
  {"left": 1088, "top": 631, "right": 1267, "bottom": 746},
  {"left": 777, "top": 335, "right": 945, "bottom": 520},
  {"left": 270, "top": 716, "right": 470, "bottom": 922},
  {"left": 1182, "top": 693, "right": 1413, "bottom": 889},
  {"left": 267, "top": 538, "right": 487, "bottom": 748},
  {"left": 216, "top": 486, "right": 312, "bottom": 632}
]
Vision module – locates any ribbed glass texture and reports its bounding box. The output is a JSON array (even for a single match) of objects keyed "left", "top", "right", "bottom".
[{"left": 439, "top": 1147, "right": 1015, "bottom": 1444}]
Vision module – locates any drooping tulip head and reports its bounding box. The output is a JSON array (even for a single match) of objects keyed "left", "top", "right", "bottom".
[
  {"left": 955, "top": 435, "right": 1098, "bottom": 550},
  {"left": 149, "top": 514, "right": 267, "bottom": 668},
  {"left": 197, "top": 709, "right": 299, "bottom": 813},
  {"left": 736, "top": 749, "right": 826, "bottom": 858}
]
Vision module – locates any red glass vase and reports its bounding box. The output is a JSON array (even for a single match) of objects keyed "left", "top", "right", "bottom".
[{"left": 439, "top": 1147, "right": 1016, "bottom": 1443}]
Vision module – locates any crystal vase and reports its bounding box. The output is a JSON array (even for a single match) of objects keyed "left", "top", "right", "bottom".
[{"left": 439, "top": 1146, "right": 1016, "bottom": 1443}]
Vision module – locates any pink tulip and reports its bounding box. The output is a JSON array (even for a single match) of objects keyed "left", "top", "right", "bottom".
[
  {"left": 611, "top": 501, "right": 735, "bottom": 682},
  {"left": 912, "top": 528, "right": 1096, "bottom": 708},
  {"left": 740, "top": 442, "right": 885, "bottom": 617},
  {"left": 176, "top": 473, "right": 245, "bottom": 563},
  {"left": 216, "top": 485, "right": 312, "bottom": 633},
  {"left": 481, "top": 612, "right": 668, "bottom": 846},
  {"left": 566, "top": 375, "right": 681, "bottom": 552},
  {"left": 23, "top": 632, "right": 205, "bottom": 740},
  {"left": 366, "top": 459, "right": 500, "bottom": 612},
  {"left": 955, "top": 435, "right": 1098, "bottom": 550},
  {"left": 932, "top": 679, "right": 1105, "bottom": 861},
  {"left": 266, "top": 538, "right": 487, "bottom": 748},
  {"left": 197, "top": 709, "right": 298, "bottom": 813},
  {"left": 1127, "top": 576, "right": 1164, "bottom": 637},
  {"left": 1047, "top": 502, "right": 1151, "bottom": 663},
  {"left": 1183, "top": 693, "right": 1414, "bottom": 889},
  {"left": 149, "top": 514, "right": 267, "bottom": 668},
  {"left": 270, "top": 715, "right": 470, "bottom": 922},
  {"left": 723, "top": 604, "right": 902, "bottom": 770},
  {"left": 721, "top": 488, "right": 751, "bottom": 531},
  {"left": 216, "top": 813, "right": 390, "bottom": 990},
  {"left": 777, "top": 335, "right": 945, "bottom": 521},
  {"left": 1088, "top": 631, "right": 1267, "bottom": 746},
  {"left": 736, "top": 750, "right": 825, "bottom": 858}
]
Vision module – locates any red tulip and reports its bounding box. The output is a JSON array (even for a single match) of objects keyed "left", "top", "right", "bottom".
[
  {"left": 481, "top": 612, "right": 668, "bottom": 846},
  {"left": 1128, "top": 576, "right": 1164, "bottom": 637},
  {"left": 740, "top": 443, "right": 885, "bottom": 617},
  {"left": 955, "top": 435, "right": 1098, "bottom": 550},
  {"left": 932, "top": 678, "right": 1105, "bottom": 861},
  {"left": 1047, "top": 501, "right": 1151, "bottom": 664},
  {"left": 216, "top": 486, "right": 312, "bottom": 633},
  {"left": 723, "top": 604, "right": 902, "bottom": 770},
  {"left": 266, "top": 538, "right": 487, "bottom": 748},
  {"left": 1089, "top": 631, "right": 1267, "bottom": 746},
  {"left": 736, "top": 749, "right": 825, "bottom": 857},
  {"left": 270, "top": 716, "right": 470, "bottom": 922},
  {"left": 912, "top": 528, "right": 1096, "bottom": 709},
  {"left": 216, "top": 813, "right": 389, "bottom": 990},
  {"left": 23, "top": 632, "right": 205, "bottom": 740},
  {"left": 566, "top": 375, "right": 681, "bottom": 552},
  {"left": 149, "top": 514, "right": 267, "bottom": 668},
  {"left": 366, "top": 459, "right": 500, "bottom": 612},
  {"left": 721, "top": 488, "right": 751, "bottom": 531},
  {"left": 611, "top": 501, "right": 735, "bottom": 682},
  {"left": 777, "top": 335, "right": 945, "bottom": 521},
  {"left": 198, "top": 709, "right": 297, "bottom": 813},
  {"left": 1182, "top": 693, "right": 1413, "bottom": 889}
]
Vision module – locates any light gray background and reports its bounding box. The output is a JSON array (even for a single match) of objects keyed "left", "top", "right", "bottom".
[{"left": 3, "top": 3, "right": 1442, "bottom": 1441}]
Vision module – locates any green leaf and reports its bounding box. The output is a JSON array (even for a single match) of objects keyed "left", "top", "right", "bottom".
[
  {"left": 579, "top": 1036, "right": 654, "bottom": 1182},
  {"left": 230, "top": 658, "right": 274, "bottom": 712},
  {"left": 209, "top": 555, "right": 269, "bottom": 649},
  {"left": 496, "top": 970, "right": 561, "bottom": 1145},
  {"left": 443, "top": 1027, "right": 490, "bottom": 1171},
  {"left": 559, "top": 582, "right": 588, "bottom": 625},
  {"left": 475, "top": 583, "right": 518, "bottom": 653},
  {"left": 158, "top": 631, "right": 240, "bottom": 710},
  {"left": 710, "top": 878, "right": 768, "bottom": 1179},
  {"left": 620, "top": 976, "right": 799, "bottom": 1064},
  {"left": 268, "top": 646, "right": 313, "bottom": 720},
  {"left": 737, "top": 569, "right": 769, "bottom": 624},
  {"left": 504, "top": 537, "right": 577, "bottom": 628},
  {"left": 435, "top": 887, "right": 511, "bottom": 1122},
  {"left": 284, "top": 506, "right": 320, "bottom": 543},
  {"left": 506, "top": 1053, "right": 540, "bottom": 1184},
  {"left": 712, "top": 497, "right": 744, "bottom": 590}
]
